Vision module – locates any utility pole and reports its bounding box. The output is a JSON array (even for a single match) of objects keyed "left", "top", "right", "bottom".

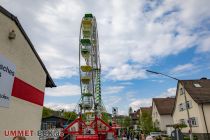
[{"left": 146, "top": 70, "right": 193, "bottom": 140}]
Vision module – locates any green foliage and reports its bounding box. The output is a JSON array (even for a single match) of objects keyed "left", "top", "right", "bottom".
[
  {"left": 42, "top": 106, "right": 78, "bottom": 123},
  {"left": 42, "top": 107, "right": 53, "bottom": 118},
  {"left": 184, "top": 137, "right": 190, "bottom": 140},
  {"left": 101, "top": 112, "right": 111, "bottom": 123},
  {"left": 81, "top": 114, "right": 87, "bottom": 121},
  {"left": 63, "top": 111, "right": 77, "bottom": 122},
  {"left": 139, "top": 110, "right": 154, "bottom": 134},
  {"left": 173, "top": 123, "right": 187, "bottom": 129},
  {"left": 115, "top": 116, "right": 131, "bottom": 128},
  {"left": 123, "top": 116, "right": 132, "bottom": 128}
]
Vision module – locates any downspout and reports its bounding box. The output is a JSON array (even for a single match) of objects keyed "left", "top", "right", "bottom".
[
  {"left": 201, "top": 103, "right": 209, "bottom": 139},
  {"left": 182, "top": 83, "right": 192, "bottom": 140}
]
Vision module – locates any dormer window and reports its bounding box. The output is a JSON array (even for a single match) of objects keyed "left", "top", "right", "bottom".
[{"left": 194, "top": 83, "right": 202, "bottom": 88}]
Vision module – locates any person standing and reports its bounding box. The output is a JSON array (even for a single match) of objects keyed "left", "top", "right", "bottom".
[
  {"left": 146, "top": 135, "right": 154, "bottom": 140},
  {"left": 141, "top": 131, "right": 145, "bottom": 140},
  {"left": 126, "top": 130, "right": 130, "bottom": 140},
  {"left": 13, "top": 136, "right": 26, "bottom": 140}
]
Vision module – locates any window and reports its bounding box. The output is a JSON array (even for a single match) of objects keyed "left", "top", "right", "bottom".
[
  {"left": 190, "top": 117, "right": 198, "bottom": 127},
  {"left": 43, "top": 121, "right": 56, "bottom": 129},
  {"left": 180, "top": 88, "right": 184, "bottom": 95},
  {"left": 193, "top": 83, "right": 202, "bottom": 88},
  {"left": 42, "top": 122, "right": 47, "bottom": 130},
  {"left": 179, "top": 103, "right": 184, "bottom": 111},
  {"left": 186, "top": 101, "right": 192, "bottom": 109},
  {"left": 179, "top": 119, "right": 186, "bottom": 124}
]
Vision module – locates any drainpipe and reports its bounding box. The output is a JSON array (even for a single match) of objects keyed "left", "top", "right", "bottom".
[
  {"left": 201, "top": 103, "right": 209, "bottom": 139},
  {"left": 182, "top": 84, "right": 193, "bottom": 140}
]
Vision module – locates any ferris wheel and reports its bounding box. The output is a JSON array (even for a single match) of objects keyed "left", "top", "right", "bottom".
[
  {"left": 61, "top": 14, "right": 117, "bottom": 139},
  {"left": 79, "top": 14, "right": 102, "bottom": 116}
]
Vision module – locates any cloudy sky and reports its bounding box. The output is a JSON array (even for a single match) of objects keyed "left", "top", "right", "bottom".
[{"left": 1, "top": 0, "right": 210, "bottom": 115}]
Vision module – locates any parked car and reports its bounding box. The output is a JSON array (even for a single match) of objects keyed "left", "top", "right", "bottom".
[{"left": 150, "top": 132, "right": 162, "bottom": 137}]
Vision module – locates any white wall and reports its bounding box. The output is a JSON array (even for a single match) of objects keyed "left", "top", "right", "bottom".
[
  {"left": 0, "top": 11, "right": 47, "bottom": 140},
  {"left": 160, "top": 115, "right": 174, "bottom": 131},
  {"left": 172, "top": 83, "right": 206, "bottom": 133}
]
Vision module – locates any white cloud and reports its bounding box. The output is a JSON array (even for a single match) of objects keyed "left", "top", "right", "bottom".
[
  {"left": 45, "top": 84, "right": 80, "bottom": 96},
  {"left": 129, "top": 87, "right": 176, "bottom": 110},
  {"left": 103, "top": 96, "right": 122, "bottom": 109},
  {"left": 129, "top": 98, "right": 152, "bottom": 111},
  {"left": 44, "top": 102, "right": 77, "bottom": 111},
  {"left": 103, "top": 86, "right": 124, "bottom": 94},
  {"left": 1, "top": 0, "right": 209, "bottom": 80},
  {"left": 158, "top": 87, "right": 176, "bottom": 98},
  {"left": 197, "top": 36, "right": 210, "bottom": 52},
  {"left": 171, "top": 63, "right": 195, "bottom": 73},
  {"left": 105, "top": 64, "right": 147, "bottom": 81},
  {"left": 118, "top": 109, "right": 127, "bottom": 116}
]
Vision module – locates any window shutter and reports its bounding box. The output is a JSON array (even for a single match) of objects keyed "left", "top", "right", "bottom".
[
  {"left": 196, "top": 117, "right": 199, "bottom": 126},
  {"left": 179, "top": 104, "right": 182, "bottom": 111},
  {"left": 183, "top": 103, "right": 187, "bottom": 110},
  {"left": 189, "top": 101, "right": 192, "bottom": 108}
]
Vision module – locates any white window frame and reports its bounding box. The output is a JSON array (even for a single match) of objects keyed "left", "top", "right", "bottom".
[
  {"left": 186, "top": 101, "right": 192, "bottom": 109},
  {"left": 179, "top": 103, "right": 184, "bottom": 111},
  {"left": 190, "top": 117, "right": 199, "bottom": 127},
  {"left": 193, "top": 83, "right": 202, "bottom": 88},
  {"left": 180, "top": 88, "right": 184, "bottom": 95},
  {"left": 179, "top": 119, "right": 186, "bottom": 124}
]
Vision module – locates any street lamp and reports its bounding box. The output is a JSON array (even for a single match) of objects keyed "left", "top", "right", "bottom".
[{"left": 146, "top": 69, "right": 193, "bottom": 140}]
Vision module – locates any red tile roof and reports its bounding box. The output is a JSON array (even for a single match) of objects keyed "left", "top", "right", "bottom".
[
  {"left": 180, "top": 78, "right": 210, "bottom": 104},
  {"left": 153, "top": 98, "right": 175, "bottom": 115},
  {"left": 140, "top": 106, "right": 152, "bottom": 114}
]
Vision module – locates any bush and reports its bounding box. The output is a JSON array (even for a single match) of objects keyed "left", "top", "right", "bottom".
[{"left": 184, "top": 137, "right": 190, "bottom": 140}]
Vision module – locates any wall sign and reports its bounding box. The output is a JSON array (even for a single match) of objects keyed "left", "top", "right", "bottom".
[{"left": 0, "top": 54, "right": 16, "bottom": 108}]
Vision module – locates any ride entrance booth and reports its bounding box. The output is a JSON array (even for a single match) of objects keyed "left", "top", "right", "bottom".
[{"left": 0, "top": 6, "right": 55, "bottom": 140}]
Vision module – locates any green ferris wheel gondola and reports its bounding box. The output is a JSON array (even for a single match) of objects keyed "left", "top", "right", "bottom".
[{"left": 80, "top": 39, "right": 91, "bottom": 46}]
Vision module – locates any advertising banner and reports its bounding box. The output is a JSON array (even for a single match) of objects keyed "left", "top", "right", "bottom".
[{"left": 0, "top": 54, "right": 16, "bottom": 108}]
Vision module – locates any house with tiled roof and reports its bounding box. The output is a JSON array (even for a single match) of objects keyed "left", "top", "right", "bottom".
[
  {"left": 172, "top": 78, "right": 210, "bottom": 140},
  {"left": 152, "top": 97, "right": 175, "bottom": 131}
]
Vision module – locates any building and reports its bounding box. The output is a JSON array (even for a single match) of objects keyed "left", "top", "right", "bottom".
[
  {"left": 172, "top": 78, "right": 210, "bottom": 139},
  {"left": 152, "top": 98, "right": 175, "bottom": 132},
  {"left": 0, "top": 5, "right": 55, "bottom": 140},
  {"left": 41, "top": 116, "right": 68, "bottom": 130}
]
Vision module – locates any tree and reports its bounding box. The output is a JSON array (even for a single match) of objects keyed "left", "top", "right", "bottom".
[
  {"left": 139, "top": 110, "right": 154, "bottom": 134},
  {"left": 101, "top": 112, "right": 111, "bottom": 123},
  {"left": 63, "top": 111, "right": 77, "bottom": 124},
  {"left": 123, "top": 116, "right": 131, "bottom": 128},
  {"left": 42, "top": 107, "right": 53, "bottom": 118}
]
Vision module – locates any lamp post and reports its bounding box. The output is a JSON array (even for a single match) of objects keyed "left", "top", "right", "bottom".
[{"left": 146, "top": 70, "right": 193, "bottom": 140}]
